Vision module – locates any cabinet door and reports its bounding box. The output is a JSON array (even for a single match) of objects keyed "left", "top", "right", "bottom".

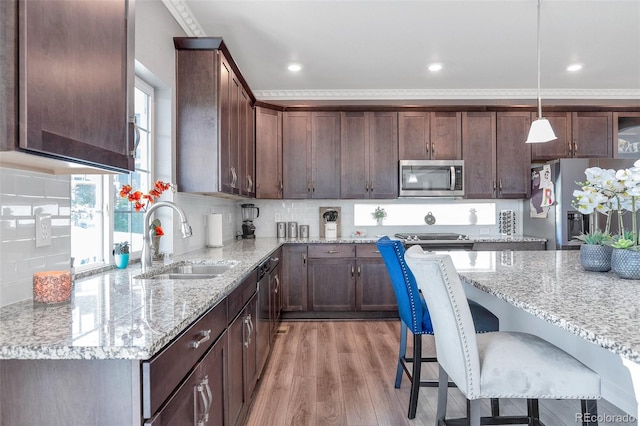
[
  {"left": 18, "top": 0, "right": 132, "bottom": 171},
  {"left": 572, "top": 112, "right": 613, "bottom": 158},
  {"left": 462, "top": 112, "right": 497, "bottom": 199},
  {"left": 219, "top": 54, "right": 234, "bottom": 194},
  {"left": 145, "top": 334, "right": 227, "bottom": 426},
  {"left": 308, "top": 258, "right": 355, "bottom": 311},
  {"left": 196, "top": 333, "right": 227, "bottom": 426},
  {"left": 255, "top": 107, "right": 282, "bottom": 199},
  {"left": 530, "top": 112, "right": 572, "bottom": 161},
  {"left": 341, "top": 112, "right": 369, "bottom": 198},
  {"left": 175, "top": 49, "right": 220, "bottom": 193},
  {"left": 496, "top": 111, "right": 531, "bottom": 199},
  {"left": 283, "top": 111, "right": 312, "bottom": 198},
  {"left": 311, "top": 112, "right": 341, "bottom": 198},
  {"left": 431, "top": 111, "right": 462, "bottom": 160},
  {"left": 239, "top": 87, "right": 255, "bottom": 197},
  {"left": 615, "top": 112, "right": 640, "bottom": 159},
  {"left": 282, "top": 245, "right": 308, "bottom": 312},
  {"left": 399, "top": 111, "right": 429, "bottom": 160},
  {"left": 270, "top": 262, "right": 282, "bottom": 335},
  {"left": 227, "top": 308, "right": 246, "bottom": 426},
  {"left": 244, "top": 296, "right": 258, "bottom": 402},
  {"left": 369, "top": 112, "right": 399, "bottom": 199},
  {"left": 356, "top": 259, "right": 397, "bottom": 311}
]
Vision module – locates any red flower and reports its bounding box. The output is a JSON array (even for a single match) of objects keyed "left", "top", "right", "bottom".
[
  {"left": 153, "top": 226, "right": 164, "bottom": 236},
  {"left": 119, "top": 181, "right": 172, "bottom": 213},
  {"left": 119, "top": 185, "right": 132, "bottom": 197}
]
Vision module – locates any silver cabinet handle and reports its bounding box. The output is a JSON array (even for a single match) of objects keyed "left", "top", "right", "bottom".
[
  {"left": 357, "top": 266, "right": 361, "bottom": 278},
  {"left": 203, "top": 375, "right": 212, "bottom": 423},
  {"left": 190, "top": 329, "right": 211, "bottom": 349},
  {"left": 351, "top": 265, "right": 355, "bottom": 278},
  {"left": 326, "top": 250, "right": 339, "bottom": 254},
  {"left": 129, "top": 116, "right": 141, "bottom": 158},
  {"left": 243, "top": 315, "right": 252, "bottom": 348},
  {"left": 247, "top": 175, "right": 253, "bottom": 192},
  {"left": 274, "top": 275, "right": 280, "bottom": 294},
  {"left": 194, "top": 376, "right": 211, "bottom": 426},
  {"left": 302, "top": 253, "right": 306, "bottom": 265}
]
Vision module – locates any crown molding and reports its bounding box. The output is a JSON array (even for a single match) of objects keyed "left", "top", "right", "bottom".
[
  {"left": 253, "top": 88, "right": 640, "bottom": 101},
  {"left": 161, "top": 0, "right": 206, "bottom": 37}
]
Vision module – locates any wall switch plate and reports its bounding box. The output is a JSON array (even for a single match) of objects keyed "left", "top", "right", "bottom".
[{"left": 35, "top": 212, "right": 52, "bottom": 247}]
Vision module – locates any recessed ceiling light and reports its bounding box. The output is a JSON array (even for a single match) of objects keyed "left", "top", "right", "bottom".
[
  {"left": 288, "top": 64, "right": 302, "bottom": 72},
  {"left": 428, "top": 63, "right": 443, "bottom": 72},
  {"left": 567, "top": 63, "right": 583, "bottom": 72}
]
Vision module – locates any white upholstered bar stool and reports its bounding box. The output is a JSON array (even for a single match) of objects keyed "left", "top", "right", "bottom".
[{"left": 404, "top": 246, "right": 601, "bottom": 426}]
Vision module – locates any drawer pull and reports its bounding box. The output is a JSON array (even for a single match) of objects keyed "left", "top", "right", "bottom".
[
  {"left": 190, "top": 329, "right": 211, "bottom": 349},
  {"left": 326, "top": 250, "right": 339, "bottom": 254}
]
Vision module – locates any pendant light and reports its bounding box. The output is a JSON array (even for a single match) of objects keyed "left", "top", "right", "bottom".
[{"left": 526, "top": 0, "right": 557, "bottom": 144}]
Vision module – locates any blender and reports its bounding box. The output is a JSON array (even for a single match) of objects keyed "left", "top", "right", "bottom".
[{"left": 240, "top": 203, "right": 260, "bottom": 239}]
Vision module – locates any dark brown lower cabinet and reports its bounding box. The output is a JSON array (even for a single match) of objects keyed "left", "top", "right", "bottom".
[
  {"left": 282, "top": 244, "right": 308, "bottom": 312},
  {"left": 288, "top": 244, "right": 397, "bottom": 315},
  {"left": 308, "top": 257, "right": 356, "bottom": 311},
  {"left": 227, "top": 294, "right": 258, "bottom": 426},
  {"left": 144, "top": 331, "right": 227, "bottom": 426},
  {"left": 356, "top": 258, "right": 398, "bottom": 311}
]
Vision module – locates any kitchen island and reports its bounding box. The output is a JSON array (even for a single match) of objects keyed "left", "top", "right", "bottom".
[{"left": 452, "top": 249, "right": 640, "bottom": 419}]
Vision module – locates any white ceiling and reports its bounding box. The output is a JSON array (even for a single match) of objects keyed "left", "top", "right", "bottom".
[{"left": 164, "top": 0, "right": 640, "bottom": 106}]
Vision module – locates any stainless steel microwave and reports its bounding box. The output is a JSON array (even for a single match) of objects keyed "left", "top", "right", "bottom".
[{"left": 399, "top": 160, "right": 464, "bottom": 197}]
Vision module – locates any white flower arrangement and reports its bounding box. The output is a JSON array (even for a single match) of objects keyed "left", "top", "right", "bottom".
[{"left": 572, "top": 159, "right": 640, "bottom": 248}]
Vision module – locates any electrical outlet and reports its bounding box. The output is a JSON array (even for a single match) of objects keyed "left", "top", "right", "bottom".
[{"left": 35, "top": 212, "right": 52, "bottom": 247}]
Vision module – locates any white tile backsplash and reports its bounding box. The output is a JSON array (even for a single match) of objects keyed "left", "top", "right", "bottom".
[
  {"left": 0, "top": 162, "right": 526, "bottom": 307},
  {"left": 0, "top": 167, "right": 72, "bottom": 306}
]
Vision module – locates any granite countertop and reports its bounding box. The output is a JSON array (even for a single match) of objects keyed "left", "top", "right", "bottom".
[
  {"left": 455, "top": 250, "right": 640, "bottom": 364},
  {"left": 0, "top": 235, "right": 548, "bottom": 362}
]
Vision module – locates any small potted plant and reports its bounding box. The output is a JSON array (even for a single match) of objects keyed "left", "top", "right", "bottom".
[
  {"left": 371, "top": 206, "right": 387, "bottom": 226},
  {"left": 113, "top": 241, "right": 130, "bottom": 269}
]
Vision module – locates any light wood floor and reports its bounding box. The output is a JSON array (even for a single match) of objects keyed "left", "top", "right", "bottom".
[{"left": 246, "top": 321, "right": 636, "bottom": 426}]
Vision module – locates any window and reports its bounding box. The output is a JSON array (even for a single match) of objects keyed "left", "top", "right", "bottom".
[{"left": 71, "top": 78, "right": 154, "bottom": 269}]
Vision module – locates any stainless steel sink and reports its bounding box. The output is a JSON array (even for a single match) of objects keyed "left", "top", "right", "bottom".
[{"left": 148, "top": 263, "right": 237, "bottom": 280}]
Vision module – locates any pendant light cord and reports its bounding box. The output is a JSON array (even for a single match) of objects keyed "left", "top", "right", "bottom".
[{"left": 536, "top": 0, "right": 542, "bottom": 119}]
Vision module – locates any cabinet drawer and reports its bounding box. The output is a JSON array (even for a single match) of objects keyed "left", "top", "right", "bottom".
[
  {"left": 142, "top": 298, "right": 227, "bottom": 419},
  {"left": 356, "top": 244, "right": 382, "bottom": 258},
  {"left": 308, "top": 244, "right": 355, "bottom": 258},
  {"left": 227, "top": 269, "right": 258, "bottom": 323}
]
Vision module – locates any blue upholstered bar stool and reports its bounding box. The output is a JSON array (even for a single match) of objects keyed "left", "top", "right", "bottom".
[
  {"left": 376, "top": 236, "right": 500, "bottom": 419},
  {"left": 404, "top": 246, "right": 601, "bottom": 426}
]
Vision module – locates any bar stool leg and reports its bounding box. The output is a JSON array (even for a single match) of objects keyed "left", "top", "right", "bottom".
[
  {"left": 408, "top": 332, "right": 422, "bottom": 419},
  {"left": 395, "top": 323, "right": 407, "bottom": 388}
]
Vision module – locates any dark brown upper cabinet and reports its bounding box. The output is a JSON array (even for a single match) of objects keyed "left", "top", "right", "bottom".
[
  {"left": 496, "top": 111, "right": 532, "bottom": 199},
  {"left": 399, "top": 111, "right": 462, "bottom": 160},
  {"left": 282, "top": 111, "right": 341, "bottom": 199},
  {"left": 531, "top": 111, "right": 612, "bottom": 161},
  {"left": 174, "top": 37, "right": 255, "bottom": 197},
  {"left": 341, "top": 112, "right": 398, "bottom": 199},
  {"left": 1, "top": 0, "right": 135, "bottom": 172},
  {"left": 255, "top": 106, "right": 283, "bottom": 199},
  {"left": 463, "top": 111, "right": 532, "bottom": 199}
]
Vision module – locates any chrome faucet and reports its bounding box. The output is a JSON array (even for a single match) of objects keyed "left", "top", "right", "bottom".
[{"left": 142, "top": 201, "right": 192, "bottom": 271}]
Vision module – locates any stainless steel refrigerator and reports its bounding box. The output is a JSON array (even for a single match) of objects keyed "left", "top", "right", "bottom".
[{"left": 523, "top": 158, "right": 639, "bottom": 249}]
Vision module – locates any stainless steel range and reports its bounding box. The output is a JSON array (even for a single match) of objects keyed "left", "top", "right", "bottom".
[{"left": 394, "top": 233, "right": 474, "bottom": 250}]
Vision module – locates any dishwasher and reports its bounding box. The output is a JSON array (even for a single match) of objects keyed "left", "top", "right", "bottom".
[{"left": 256, "top": 253, "right": 280, "bottom": 376}]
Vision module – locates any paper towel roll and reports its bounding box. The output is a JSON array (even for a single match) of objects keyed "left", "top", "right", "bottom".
[{"left": 206, "top": 214, "right": 223, "bottom": 247}]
